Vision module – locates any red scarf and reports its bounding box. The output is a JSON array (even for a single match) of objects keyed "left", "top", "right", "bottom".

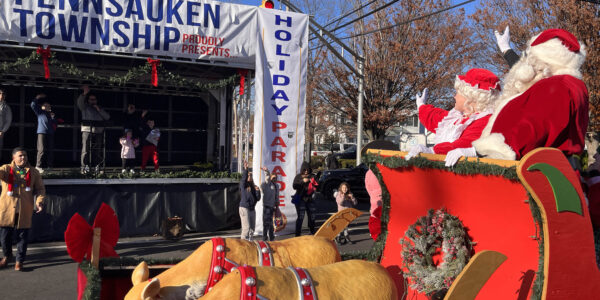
[{"left": 7, "top": 167, "right": 31, "bottom": 196}]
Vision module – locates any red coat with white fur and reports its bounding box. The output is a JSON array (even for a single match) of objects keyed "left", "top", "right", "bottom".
[
  {"left": 419, "top": 105, "right": 491, "bottom": 154},
  {"left": 474, "top": 75, "right": 588, "bottom": 160}
]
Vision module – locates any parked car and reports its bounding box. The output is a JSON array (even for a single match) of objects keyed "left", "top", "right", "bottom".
[
  {"left": 334, "top": 145, "right": 357, "bottom": 160},
  {"left": 316, "top": 163, "right": 368, "bottom": 202},
  {"left": 312, "top": 143, "right": 356, "bottom": 157}
]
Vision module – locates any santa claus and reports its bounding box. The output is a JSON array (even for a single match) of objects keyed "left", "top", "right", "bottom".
[{"left": 473, "top": 28, "right": 589, "bottom": 161}]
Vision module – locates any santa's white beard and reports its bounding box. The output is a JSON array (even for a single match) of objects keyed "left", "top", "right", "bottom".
[{"left": 500, "top": 54, "right": 553, "bottom": 102}]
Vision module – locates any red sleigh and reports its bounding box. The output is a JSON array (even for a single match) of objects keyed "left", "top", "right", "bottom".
[{"left": 366, "top": 148, "right": 600, "bottom": 299}]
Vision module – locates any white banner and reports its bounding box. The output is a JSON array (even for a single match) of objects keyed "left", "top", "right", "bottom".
[
  {"left": 0, "top": 0, "right": 258, "bottom": 68},
  {"left": 252, "top": 8, "right": 308, "bottom": 235}
]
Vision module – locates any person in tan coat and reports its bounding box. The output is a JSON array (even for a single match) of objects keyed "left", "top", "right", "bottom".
[{"left": 0, "top": 147, "right": 45, "bottom": 271}]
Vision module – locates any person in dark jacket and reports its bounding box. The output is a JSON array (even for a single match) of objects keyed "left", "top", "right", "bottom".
[
  {"left": 292, "top": 162, "right": 318, "bottom": 236},
  {"left": 260, "top": 166, "right": 279, "bottom": 241},
  {"left": 324, "top": 149, "right": 339, "bottom": 170},
  {"left": 31, "top": 94, "right": 59, "bottom": 173},
  {"left": 239, "top": 161, "right": 261, "bottom": 240}
]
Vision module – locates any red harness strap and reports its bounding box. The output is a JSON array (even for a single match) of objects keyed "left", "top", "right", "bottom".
[
  {"left": 255, "top": 241, "right": 274, "bottom": 266},
  {"left": 289, "top": 267, "right": 317, "bottom": 300},
  {"left": 238, "top": 265, "right": 258, "bottom": 300},
  {"left": 205, "top": 237, "right": 239, "bottom": 293}
]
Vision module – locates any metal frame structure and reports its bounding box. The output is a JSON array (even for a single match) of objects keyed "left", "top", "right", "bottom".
[{"left": 279, "top": 0, "right": 366, "bottom": 166}]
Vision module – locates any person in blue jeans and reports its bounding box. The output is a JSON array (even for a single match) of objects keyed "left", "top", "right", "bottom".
[
  {"left": 239, "top": 161, "right": 261, "bottom": 240},
  {"left": 292, "top": 162, "right": 318, "bottom": 236},
  {"left": 30, "top": 94, "right": 59, "bottom": 173}
]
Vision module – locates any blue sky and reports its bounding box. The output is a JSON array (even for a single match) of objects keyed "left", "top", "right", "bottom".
[{"left": 226, "top": 0, "right": 481, "bottom": 15}]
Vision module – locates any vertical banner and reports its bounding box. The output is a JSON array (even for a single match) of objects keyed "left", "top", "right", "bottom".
[{"left": 253, "top": 8, "right": 309, "bottom": 235}]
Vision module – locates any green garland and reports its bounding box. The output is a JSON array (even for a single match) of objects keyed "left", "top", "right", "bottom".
[
  {"left": 1, "top": 50, "right": 240, "bottom": 90},
  {"left": 79, "top": 261, "right": 102, "bottom": 300},
  {"left": 400, "top": 209, "right": 473, "bottom": 296},
  {"left": 0, "top": 51, "right": 39, "bottom": 73},
  {"left": 42, "top": 169, "right": 241, "bottom": 180},
  {"left": 79, "top": 257, "right": 185, "bottom": 300}
]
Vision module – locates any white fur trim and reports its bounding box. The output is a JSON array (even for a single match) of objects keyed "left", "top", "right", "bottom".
[
  {"left": 454, "top": 77, "right": 500, "bottom": 114},
  {"left": 480, "top": 92, "right": 522, "bottom": 139},
  {"left": 527, "top": 35, "right": 586, "bottom": 79},
  {"left": 7, "top": 191, "right": 13, "bottom": 196},
  {"left": 25, "top": 187, "right": 31, "bottom": 192},
  {"left": 473, "top": 133, "right": 516, "bottom": 160}
]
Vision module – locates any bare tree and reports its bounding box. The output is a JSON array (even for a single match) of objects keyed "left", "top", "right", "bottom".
[{"left": 314, "top": 0, "right": 477, "bottom": 140}]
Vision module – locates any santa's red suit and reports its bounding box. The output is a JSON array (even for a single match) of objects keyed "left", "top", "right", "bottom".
[{"left": 474, "top": 29, "right": 589, "bottom": 160}]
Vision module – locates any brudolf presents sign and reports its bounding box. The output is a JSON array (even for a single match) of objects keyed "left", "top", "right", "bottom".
[
  {"left": 252, "top": 8, "right": 309, "bottom": 235},
  {"left": 0, "top": 0, "right": 258, "bottom": 68}
]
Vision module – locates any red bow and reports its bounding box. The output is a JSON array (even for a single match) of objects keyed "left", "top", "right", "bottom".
[
  {"left": 65, "top": 203, "right": 120, "bottom": 263},
  {"left": 147, "top": 58, "right": 161, "bottom": 87},
  {"left": 238, "top": 69, "right": 248, "bottom": 95},
  {"left": 36, "top": 46, "right": 52, "bottom": 79}
]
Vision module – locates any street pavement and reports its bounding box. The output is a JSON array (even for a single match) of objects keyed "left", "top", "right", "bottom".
[{"left": 0, "top": 197, "right": 374, "bottom": 300}]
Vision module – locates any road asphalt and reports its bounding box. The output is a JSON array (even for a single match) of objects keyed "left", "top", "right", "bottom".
[{"left": 0, "top": 197, "right": 375, "bottom": 300}]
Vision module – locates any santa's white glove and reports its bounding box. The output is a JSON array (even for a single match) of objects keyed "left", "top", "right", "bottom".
[
  {"left": 415, "top": 88, "right": 428, "bottom": 109},
  {"left": 445, "top": 147, "right": 477, "bottom": 167},
  {"left": 494, "top": 26, "right": 511, "bottom": 54},
  {"left": 405, "top": 144, "right": 433, "bottom": 160}
]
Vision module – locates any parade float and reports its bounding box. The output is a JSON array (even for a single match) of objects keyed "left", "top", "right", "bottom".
[{"left": 67, "top": 147, "right": 599, "bottom": 300}]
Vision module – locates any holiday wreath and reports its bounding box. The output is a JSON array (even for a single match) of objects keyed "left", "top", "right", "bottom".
[{"left": 400, "top": 208, "right": 473, "bottom": 296}]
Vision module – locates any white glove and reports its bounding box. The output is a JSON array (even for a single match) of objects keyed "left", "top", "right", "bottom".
[
  {"left": 494, "top": 26, "right": 511, "bottom": 53},
  {"left": 415, "top": 88, "right": 428, "bottom": 109},
  {"left": 445, "top": 147, "right": 477, "bottom": 167},
  {"left": 405, "top": 144, "right": 433, "bottom": 160}
]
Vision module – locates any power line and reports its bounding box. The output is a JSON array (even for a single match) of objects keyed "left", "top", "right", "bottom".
[
  {"left": 322, "top": 0, "right": 379, "bottom": 30},
  {"left": 338, "top": 0, "right": 476, "bottom": 40},
  {"left": 309, "top": 0, "right": 400, "bottom": 44}
]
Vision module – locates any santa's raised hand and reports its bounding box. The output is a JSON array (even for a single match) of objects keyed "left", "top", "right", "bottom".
[{"left": 494, "top": 26, "right": 511, "bottom": 53}]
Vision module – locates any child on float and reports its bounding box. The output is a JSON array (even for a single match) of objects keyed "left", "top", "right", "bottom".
[
  {"left": 405, "top": 68, "right": 501, "bottom": 166},
  {"left": 140, "top": 117, "right": 160, "bottom": 173},
  {"left": 334, "top": 181, "right": 357, "bottom": 244},
  {"left": 119, "top": 129, "right": 139, "bottom": 174}
]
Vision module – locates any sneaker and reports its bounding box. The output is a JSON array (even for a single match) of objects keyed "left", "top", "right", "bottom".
[
  {"left": 130, "top": 169, "right": 135, "bottom": 174},
  {"left": 36, "top": 167, "right": 44, "bottom": 174},
  {"left": 121, "top": 169, "right": 127, "bottom": 174}
]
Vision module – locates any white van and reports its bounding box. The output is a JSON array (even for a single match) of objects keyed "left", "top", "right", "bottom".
[{"left": 311, "top": 143, "right": 356, "bottom": 157}]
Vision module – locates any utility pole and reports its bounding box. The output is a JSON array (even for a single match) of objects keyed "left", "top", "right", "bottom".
[{"left": 279, "top": 0, "right": 366, "bottom": 166}]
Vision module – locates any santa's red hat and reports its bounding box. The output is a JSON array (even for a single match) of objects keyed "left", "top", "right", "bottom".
[
  {"left": 526, "top": 28, "right": 586, "bottom": 78},
  {"left": 454, "top": 68, "right": 501, "bottom": 110}
]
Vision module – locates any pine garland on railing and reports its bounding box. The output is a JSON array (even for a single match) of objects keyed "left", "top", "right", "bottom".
[{"left": 0, "top": 50, "right": 240, "bottom": 90}]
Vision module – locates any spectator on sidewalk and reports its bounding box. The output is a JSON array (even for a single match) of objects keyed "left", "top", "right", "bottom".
[
  {"left": 324, "top": 149, "right": 339, "bottom": 170},
  {"left": 0, "top": 89, "right": 13, "bottom": 161},
  {"left": 31, "top": 94, "right": 59, "bottom": 173},
  {"left": 260, "top": 166, "right": 279, "bottom": 241},
  {"left": 334, "top": 182, "right": 357, "bottom": 244},
  {"left": 240, "top": 161, "right": 261, "bottom": 240},
  {"left": 140, "top": 117, "right": 160, "bottom": 173},
  {"left": 0, "top": 148, "right": 45, "bottom": 271},
  {"left": 292, "top": 162, "right": 318, "bottom": 236}
]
